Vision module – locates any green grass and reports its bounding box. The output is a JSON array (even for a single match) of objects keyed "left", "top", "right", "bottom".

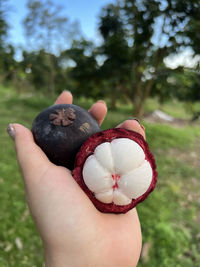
[
  {"left": 0, "top": 87, "right": 200, "bottom": 266},
  {"left": 145, "top": 98, "right": 192, "bottom": 119}
]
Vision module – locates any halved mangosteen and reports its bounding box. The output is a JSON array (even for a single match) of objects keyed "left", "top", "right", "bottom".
[{"left": 73, "top": 128, "right": 157, "bottom": 214}]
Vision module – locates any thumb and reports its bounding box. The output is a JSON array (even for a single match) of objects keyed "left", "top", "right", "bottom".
[{"left": 8, "top": 123, "right": 51, "bottom": 182}]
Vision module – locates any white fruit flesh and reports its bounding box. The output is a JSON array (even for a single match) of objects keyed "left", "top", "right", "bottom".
[{"left": 82, "top": 138, "right": 153, "bottom": 206}]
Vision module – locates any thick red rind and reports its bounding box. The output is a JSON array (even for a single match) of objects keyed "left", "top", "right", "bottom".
[{"left": 73, "top": 128, "right": 158, "bottom": 214}]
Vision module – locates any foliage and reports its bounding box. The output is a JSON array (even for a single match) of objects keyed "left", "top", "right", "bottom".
[
  {"left": 20, "top": 49, "right": 67, "bottom": 94},
  {"left": 1, "top": 0, "right": 200, "bottom": 112},
  {"left": 170, "top": 69, "right": 200, "bottom": 102},
  {"left": 23, "top": 0, "right": 79, "bottom": 95},
  {"left": 61, "top": 39, "right": 103, "bottom": 99},
  {"left": 23, "top": 0, "right": 69, "bottom": 53},
  {"left": 151, "top": 66, "right": 200, "bottom": 117},
  {"left": 98, "top": 4, "right": 131, "bottom": 109},
  {"left": 0, "top": 0, "right": 12, "bottom": 81},
  {"left": 0, "top": 0, "right": 9, "bottom": 48},
  {"left": 97, "top": 0, "right": 200, "bottom": 117}
]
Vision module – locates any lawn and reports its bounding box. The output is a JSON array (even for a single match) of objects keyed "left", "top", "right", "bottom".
[{"left": 0, "top": 87, "right": 200, "bottom": 266}]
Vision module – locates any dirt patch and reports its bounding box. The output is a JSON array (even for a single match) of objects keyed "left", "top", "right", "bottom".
[{"left": 144, "top": 110, "right": 200, "bottom": 127}]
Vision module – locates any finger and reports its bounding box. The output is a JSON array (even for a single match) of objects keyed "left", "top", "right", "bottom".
[
  {"left": 10, "top": 123, "right": 51, "bottom": 182},
  {"left": 54, "top": 91, "right": 73, "bottom": 105},
  {"left": 88, "top": 100, "right": 107, "bottom": 125},
  {"left": 116, "top": 119, "right": 146, "bottom": 140}
]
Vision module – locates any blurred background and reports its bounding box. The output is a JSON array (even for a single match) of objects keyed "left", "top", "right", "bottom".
[{"left": 0, "top": 0, "right": 200, "bottom": 266}]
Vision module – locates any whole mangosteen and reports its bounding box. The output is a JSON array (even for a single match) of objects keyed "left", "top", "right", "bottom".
[{"left": 32, "top": 104, "right": 101, "bottom": 170}]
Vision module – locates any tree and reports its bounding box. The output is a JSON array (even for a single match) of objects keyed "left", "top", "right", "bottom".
[
  {"left": 0, "top": 0, "right": 8, "bottom": 48},
  {"left": 21, "top": 49, "right": 68, "bottom": 94},
  {"left": 167, "top": 67, "right": 200, "bottom": 104},
  {"left": 98, "top": 0, "right": 200, "bottom": 118},
  {"left": 98, "top": 4, "right": 131, "bottom": 109},
  {"left": 61, "top": 39, "right": 102, "bottom": 99},
  {"left": 0, "top": 0, "right": 11, "bottom": 81},
  {"left": 23, "top": 0, "right": 78, "bottom": 95},
  {"left": 21, "top": 50, "right": 51, "bottom": 91}
]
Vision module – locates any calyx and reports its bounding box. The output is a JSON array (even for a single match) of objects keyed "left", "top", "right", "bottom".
[{"left": 49, "top": 108, "right": 76, "bottom": 126}]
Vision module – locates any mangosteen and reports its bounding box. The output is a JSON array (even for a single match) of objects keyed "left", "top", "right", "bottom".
[
  {"left": 32, "top": 104, "right": 101, "bottom": 170},
  {"left": 73, "top": 128, "right": 157, "bottom": 214}
]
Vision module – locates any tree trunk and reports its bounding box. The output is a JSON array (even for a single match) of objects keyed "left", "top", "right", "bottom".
[
  {"left": 133, "top": 96, "right": 145, "bottom": 119},
  {"left": 133, "top": 79, "right": 154, "bottom": 119},
  {"left": 12, "top": 70, "right": 22, "bottom": 95},
  {"left": 0, "top": 70, "right": 12, "bottom": 83},
  {"left": 48, "top": 69, "right": 55, "bottom": 97},
  {"left": 47, "top": 54, "right": 55, "bottom": 97},
  {"left": 110, "top": 91, "right": 117, "bottom": 109}
]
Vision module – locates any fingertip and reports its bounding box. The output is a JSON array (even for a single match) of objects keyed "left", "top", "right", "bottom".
[
  {"left": 11, "top": 123, "right": 37, "bottom": 155},
  {"left": 116, "top": 120, "right": 146, "bottom": 140},
  {"left": 54, "top": 90, "right": 73, "bottom": 105},
  {"left": 13, "top": 122, "right": 40, "bottom": 146},
  {"left": 89, "top": 101, "right": 107, "bottom": 125},
  {"left": 12, "top": 123, "right": 34, "bottom": 140},
  {"left": 7, "top": 123, "right": 16, "bottom": 140},
  {"left": 11, "top": 123, "right": 51, "bottom": 177},
  {"left": 96, "top": 100, "right": 106, "bottom": 105}
]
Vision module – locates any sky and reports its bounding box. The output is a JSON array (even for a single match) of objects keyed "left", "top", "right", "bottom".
[
  {"left": 7, "top": 0, "right": 200, "bottom": 68},
  {"left": 9, "top": 0, "right": 114, "bottom": 49}
]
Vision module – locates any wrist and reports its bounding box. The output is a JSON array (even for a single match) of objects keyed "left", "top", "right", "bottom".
[
  {"left": 44, "top": 247, "right": 98, "bottom": 267},
  {"left": 45, "top": 252, "right": 69, "bottom": 267},
  {"left": 44, "top": 245, "right": 70, "bottom": 267}
]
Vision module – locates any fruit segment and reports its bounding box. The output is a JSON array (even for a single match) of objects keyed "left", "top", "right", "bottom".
[
  {"left": 111, "top": 138, "right": 145, "bottom": 174},
  {"left": 95, "top": 190, "right": 113, "bottom": 203},
  {"left": 118, "top": 160, "right": 153, "bottom": 199},
  {"left": 94, "top": 142, "right": 114, "bottom": 172},
  {"left": 112, "top": 189, "right": 132, "bottom": 205},
  {"left": 82, "top": 155, "right": 113, "bottom": 193}
]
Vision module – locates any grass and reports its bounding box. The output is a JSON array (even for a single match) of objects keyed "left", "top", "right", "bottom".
[
  {"left": 0, "top": 87, "right": 200, "bottom": 266},
  {"left": 145, "top": 98, "right": 192, "bottom": 119}
]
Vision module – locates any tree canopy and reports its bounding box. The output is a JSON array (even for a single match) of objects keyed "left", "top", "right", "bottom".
[
  {"left": 0, "top": 0, "right": 200, "bottom": 117},
  {"left": 96, "top": 0, "right": 200, "bottom": 116}
]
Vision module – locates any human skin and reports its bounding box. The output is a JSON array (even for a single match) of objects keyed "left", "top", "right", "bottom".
[{"left": 9, "top": 91, "right": 145, "bottom": 267}]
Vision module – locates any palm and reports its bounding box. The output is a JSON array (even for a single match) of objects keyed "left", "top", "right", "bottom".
[{"left": 31, "top": 164, "right": 141, "bottom": 266}]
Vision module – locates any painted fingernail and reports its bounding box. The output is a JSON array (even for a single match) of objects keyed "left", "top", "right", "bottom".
[
  {"left": 128, "top": 117, "right": 140, "bottom": 124},
  {"left": 97, "top": 100, "right": 106, "bottom": 105},
  {"left": 7, "top": 123, "right": 15, "bottom": 140}
]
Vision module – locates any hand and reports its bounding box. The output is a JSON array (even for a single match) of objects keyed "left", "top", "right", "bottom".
[{"left": 9, "top": 91, "right": 144, "bottom": 267}]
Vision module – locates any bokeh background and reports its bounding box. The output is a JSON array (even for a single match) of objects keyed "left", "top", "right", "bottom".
[{"left": 0, "top": 0, "right": 200, "bottom": 266}]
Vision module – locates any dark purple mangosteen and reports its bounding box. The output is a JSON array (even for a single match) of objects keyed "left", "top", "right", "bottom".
[{"left": 32, "top": 104, "right": 101, "bottom": 170}]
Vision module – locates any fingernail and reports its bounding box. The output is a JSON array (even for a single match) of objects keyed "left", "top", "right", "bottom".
[
  {"left": 64, "top": 90, "right": 71, "bottom": 93},
  {"left": 127, "top": 118, "right": 145, "bottom": 131},
  {"left": 128, "top": 117, "right": 140, "bottom": 124},
  {"left": 7, "top": 123, "right": 15, "bottom": 140},
  {"left": 97, "top": 100, "right": 106, "bottom": 105}
]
